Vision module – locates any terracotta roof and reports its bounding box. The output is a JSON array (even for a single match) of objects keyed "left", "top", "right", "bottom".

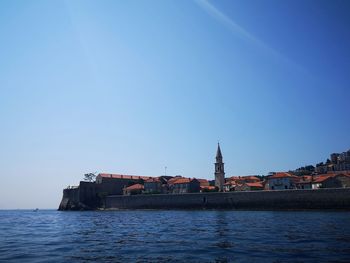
[
  {"left": 268, "top": 172, "right": 296, "bottom": 179},
  {"left": 167, "top": 176, "right": 183, "bottom": 185},
  {"left": 228, "top": 176, "right": 261, "bottom": 182},
  {"left": 172, "top": 178, "right": 191, "bottom": 184},
  {"left": 295, "top": 175, "right": 312, "bottom": 184},
  {"left": 197, "top": 179, "right": 209, "bottom": 186},
  {"left": 98, "top": 173, "right": 153, "bottom": 181},
  {"left": 145, "top": 177, "right": 161, "bottom": 183},
  {"left": 245, "top": 182, "right": 263, "bottom": 188},
  {"left": 125, "top": 183, "right": 144, "bottom": 190},
  {"left": 243, "top": 176, "right": 260, "bottom": 181},
  {"left": 172, "top": 178, "right": 199, "bottom": 185},
  {"left": 312, "top": 174, "right": 332, "bottom": 183},
  {"left": 313, "top": 173, "right": 350, "bottom": 183}
]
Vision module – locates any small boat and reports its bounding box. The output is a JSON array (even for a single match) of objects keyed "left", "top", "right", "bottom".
[{"left": 33, "top": 208, "right": 39, "bottom": 212}]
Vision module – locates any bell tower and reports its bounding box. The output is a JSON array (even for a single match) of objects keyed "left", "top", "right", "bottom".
[{"left": 215, "top": 143, "right": 225, "bottom": 191}]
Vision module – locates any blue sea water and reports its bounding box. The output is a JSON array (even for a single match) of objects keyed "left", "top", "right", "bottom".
[{"left": 0, "top": 210, "right": 350, "bottom": 262}]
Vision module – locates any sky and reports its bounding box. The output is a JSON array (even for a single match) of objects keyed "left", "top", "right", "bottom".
[{"left": 0, "top": 0, "right": 349, "bottom": 209}]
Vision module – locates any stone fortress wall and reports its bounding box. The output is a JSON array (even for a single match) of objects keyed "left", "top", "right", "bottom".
[{"left": 105, "top": 188, "right": 350, "bottom": 210}]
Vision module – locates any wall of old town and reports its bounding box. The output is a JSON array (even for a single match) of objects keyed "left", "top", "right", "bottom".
[{"left": 105, "top": 188, "right": 350, "bottom": 210}]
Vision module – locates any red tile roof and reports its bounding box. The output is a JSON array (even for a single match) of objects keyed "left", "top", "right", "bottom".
[
  {"left": 245, "top": 182, "right": 263, "bottom": 188},
  {"left": 124, "top": 183, "right": 144, "bottom": 191},
  {"left": 172, "top": 178, "right": 191, "bottom": 184},
  {"left": 172, "top": 178, "right": 199, "bottom": 185},
  {"left": 313, "top": 175, "right": 331, "bottom": 183},
  {"left": 312, "top": 173, "right": 350, "bottom": 183},
  {"left": 167, "top": 176, "right": 184, "bottom": 185},
  {"left": 145, "top": 177, "right": 161, "bottom": 183},
  {"left": 268, "top": 172, "right": 297, "bottom": 179},
  {"left": 295, "top": 175, "right": 312, "bottom": 184},
  {"left": 244, "top": 176, "right": 260, "bottom": 181},
  {"left": 197, "top": 179, "right": 209, "bottom": 186},
  {"left": 227, "top": 176, "right": 261, "bottom": 183},
  {"left": 98, "top": 173, "right": 153, "bottom": 181}
]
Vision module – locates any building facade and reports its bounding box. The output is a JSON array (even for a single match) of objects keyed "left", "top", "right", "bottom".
[{"left": 267, "top": 172, "right": 297, "bottom": 190}]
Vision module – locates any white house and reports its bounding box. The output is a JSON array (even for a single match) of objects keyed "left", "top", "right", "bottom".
[{"left": 267, "top": 172, "right": 297, "bottom": 190}]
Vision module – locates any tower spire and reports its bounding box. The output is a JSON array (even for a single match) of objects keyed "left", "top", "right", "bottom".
[{"left": 216, "top": 143, "right": 222, "bottom": 160}]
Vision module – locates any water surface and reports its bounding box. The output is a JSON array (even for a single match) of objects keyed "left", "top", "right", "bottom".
[{"left": 0, "top": 210, "right": 350, "bottom": 262}]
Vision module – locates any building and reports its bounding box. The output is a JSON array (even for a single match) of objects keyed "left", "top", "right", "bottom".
[
  {"left": 322, "top": 174, "right": 350, "bottom": 188},
  {"left": 315, "top": 149, "right": 350, "bottom": 173},
  {"left": 95, "top": 173, "right": 152, "bottom": 195},
  {"left": 267, "top": 172, "right": 298, "bottom": 190},
  {"left": 197, "top": 179, "right": 215, "bottom": 192},
  {"left": 223, "top": 181, "right": 236, "bottom": 192},
  {"left": 235, "top": 182, "right": 264, "bottom": 191},
  {"left": 214, "top": 143, "right": 225, "bottom": 191},
  {"left": 226, "top": 176, "right": 261, "bottom": 185},
  {"left": 197, "top": 179, "right": 210, "bottom": 187},
  {"left": 295, "top": 175, "right": 312, "bottom": 190},
  {"left": 144, "top": 177, "right": 163, "bottom": 194},
  {"left": 123, "top": 183, "right": 144, "bottom": 195},
  {"left": 170, "top": 178, "right": 200, "bottom": 194},
  {"left": 312, "top": 174, "right": 331, "bottom": 189}
]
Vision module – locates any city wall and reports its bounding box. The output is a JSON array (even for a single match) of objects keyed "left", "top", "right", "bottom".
[{"left": 105, "top": 188, "right": 350, "bottom": 210}]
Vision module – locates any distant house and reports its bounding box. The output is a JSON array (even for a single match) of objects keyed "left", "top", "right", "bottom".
[
  {"left": 312, "top": 174, "right": 334, "bottom": 189},
  {"left": 223, "top": 181, "right": 236, "bottom": 192},
  {"left": 235, "top": 182, "right": 264, "bottom": 191},
  {"left": 321, "top": 174, "right": 350, "bottom": 189},
  {"left": 267, "top": 172, "right": 297, "bottom": 190},
  {"left": 226, "top": 176, "right": 261, "bottom": 185},
  {"left": 170, "top": 178, "right": 200, "bottom": 194},
  {"left": 197, "top": 179, "right": 216, "bottom": 192},
  {"left": 197, "top": 179, "right": 210, "bottom": 187},
  {"left": 295, "top": 175, "right": 313, "bottom": 190},
  {"left": 144, "top": 177, "right": 163, "bottom": 194},
  {"left": 123, "top": 183, "right": 144, "bottom": 195}
]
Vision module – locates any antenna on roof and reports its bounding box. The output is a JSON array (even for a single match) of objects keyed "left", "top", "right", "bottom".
[{"left": 165, "top": 166, "right": 167, "bottom": 176}]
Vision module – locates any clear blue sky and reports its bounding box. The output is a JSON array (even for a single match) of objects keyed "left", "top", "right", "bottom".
[{"left": 0, "top": 0, "right": 349, "bottom": 209}]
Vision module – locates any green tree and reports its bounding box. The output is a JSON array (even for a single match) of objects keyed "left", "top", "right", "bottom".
[{"left": 84, "top": 172, "right": 97, "bottom": 182}]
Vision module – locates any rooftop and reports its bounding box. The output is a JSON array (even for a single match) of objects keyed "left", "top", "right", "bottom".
[
  {"left": 98, "top": 173, "right": 153, "bottom": 181},
  {"left": 124, "top": 183, "right": 144, "bottom": 191}
]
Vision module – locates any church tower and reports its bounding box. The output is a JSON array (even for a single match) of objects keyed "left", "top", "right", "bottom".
[{"left": 215, "top": 143, "right": 225, "bottom": 191}]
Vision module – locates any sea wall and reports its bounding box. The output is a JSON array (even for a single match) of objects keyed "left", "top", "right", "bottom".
[
  {"left": 105, "top": 188, "right": 350, "bottom": 210},
  {"left": 58, "top": 187, "right": 81, "bottom": 210}
]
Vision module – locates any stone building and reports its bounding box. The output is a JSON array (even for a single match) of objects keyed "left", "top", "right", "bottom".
[
  {"left": 214, "top": 143, "right": 225, "bottom": 191},
  {"left": 321, "top": 174, "right": 350, "bottom": 188},
  {"left": 267, "top": 172, "right": 298, "bottom": 190},
  {"left": 223, "top": 181, "right": 236, "bottom": 192},
  {"left": 95, "top": 173, "right": 152, "bottom": 195},
  {"left": 315, "top": 149, "right": 350, "bottom": 173},
  {"left": 295, "top": 175, "right": 313, "bottom": 190},
  {"left": 123, "top": 183, "right": 144, "bottom": 195},
  {"left": 170, "top": 178, "right": 200, "bottom": 194},
  {"left": 144, "top": 177, "right": 163, "bottom": 194}
]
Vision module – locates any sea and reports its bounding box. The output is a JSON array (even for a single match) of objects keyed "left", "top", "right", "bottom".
[{"left": 0, "top": 210, "right": 350, "bottom": 262}]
